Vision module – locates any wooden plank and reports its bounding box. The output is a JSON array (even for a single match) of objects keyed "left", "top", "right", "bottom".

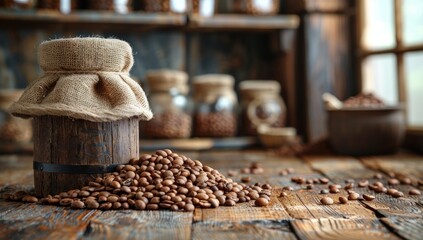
[
  {"left": 189, "top": 14, "right": 299, "bottom": 31},
  {"left": 291, "top": 218, "right": 401, "bottom": 240},
  {"left": 307, "top": 156, "right": 423, "bottom": 217},
  {"left": 306, "top": 156, "right": 378, "bottom": 180},
  {"left": 361, "top": 155, "right": 423, "bottom": 179},
  {"left": 192, "top": 220, "right": 297, "bottom": 240},
  {"left": 193, "top": 188, "right": 291, "bottom": 222},
  {"left": 0, "top": 202, "right": 100, "bottom": 240},
  {"left": 279, "top": 189, "right": 376, "bottom": 219},
  {"left": 380, "top": 215, "right": 423, "bottom": 240},
  {"left": 83, "top": 211, "right": 193, "bottom": 240}
]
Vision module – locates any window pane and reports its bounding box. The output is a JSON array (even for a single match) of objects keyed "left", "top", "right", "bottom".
[
  {"left": 403, "top": 0, "right": 423, "bottom": 46},
  {"left": 405, "top": 51, "right": 423, "bottom": 126},
  {"left": 362, "top": 0, "right": 396, "bottom": 50},
  {"left": 362, "top": 54, "right": 398, "bottom": 104}
]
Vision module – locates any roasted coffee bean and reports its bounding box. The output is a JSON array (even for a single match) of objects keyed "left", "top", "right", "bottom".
[
  {"left": 241, "top": 176, "right": 251, "bottom": 183},
  {"left": 320, "top": 197, "right": 334, "bottom": 205},
  {"left": 319, "top": 178, "right": 329, "bottom": 184},
  {"left": 374, "top": 173, "right": 383, "bottom": 179},
  {"left": 348, "top": 192, "right": 360, "bottom": 200},
  {"left": 225, "top": 199, "right": 236, "bottom": 206},
  {"left": 279, "top": 192, "right": 288, "bottom": 197},
  {"left": 388, "top": 178, "right": 400, "bottom": 185},
  {"left": 358, "top": 180, "right": 369, "bottom": 187},
  {"left": 344, "top": 183, "right": 354, "bottom": 190},
  {"left": 22, "top": 196, "right": 38, "bottom": 203},
  {"left": 71, "top": 200, "right": 85, "bottom": 209},
  {"left": 400, "top": 177, "right": 412, "bottom": 185},
  {"left": 59, "top": 198, "right": 73, "bottom": 206},
  {"left": 387, "top": 188, "right": 398, "bottom": 196},
  {"left": 409, "top": 189, "right": 421, "bottom": 195},
  {"left": 320, "top": 189, "right": 329, "bottom": 194},
  {"left": 306, "top": 184, "right": 313, "bottom": 190},
  {"left": 85, "top": 199, "right": 100, "bottom": 209},
  {"left": 255, "top": 197, "right": 269, "bottom": 207},
  {"left": 362, "top": 194, "right": 375, "bottom": 201},
  {"left": 339, "top": 196, "right": 348, "bottom": 204},
  {"left": 392, "top": 191, "right": 404, "bottom": 198},
  {"left": 184, "top": 203, "right": 195, "bottom": 211}
]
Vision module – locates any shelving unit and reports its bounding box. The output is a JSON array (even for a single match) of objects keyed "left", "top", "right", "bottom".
[{"left": 0, "top": 10, "right": 299, "bottom": 31}]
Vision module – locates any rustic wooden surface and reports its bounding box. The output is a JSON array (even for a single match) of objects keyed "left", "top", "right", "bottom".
[{"left": 0, "top": 150, "right": 422, "bottom": 239}]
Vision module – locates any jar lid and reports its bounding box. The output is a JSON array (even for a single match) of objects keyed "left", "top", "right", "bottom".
[
  {"left": 239, "top": 80, "right": 280, "bottom": 92},
  {"left": 146, "top": 69, "right": 188, "bottom": 92},
  {"left": 193, "top": 74, "right": 235, "bottom": 89}
]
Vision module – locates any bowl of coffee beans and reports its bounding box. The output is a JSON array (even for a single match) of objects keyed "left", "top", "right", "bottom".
[{"left": 327, "top": 93, "right": 405, "bottom": 156}]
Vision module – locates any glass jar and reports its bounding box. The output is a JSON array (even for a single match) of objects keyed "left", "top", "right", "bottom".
[
  {"left": 0, "top": 90, "right": 32, "bottom": 145},
  {"left": 193, "top": 74, "right": 237, "bottom": 138},
  {"left": 225, "top": 0, "right": 279, "bottom": 15},
  {"left": 87, "top": 0, "right": 132, "bottom": 14},
  {"left": 140, "top": 69, "right": 192, "bottom": 139},
  {"left": 0, "top": 0, "right": 36, "bottom": 9},
  {"left": 191, "top": 0, "right": 215, "bottom": 17},
  {"left": 239, "top": 80, "right": 286, "bottom": 136},
  {"left": 143, "top": 0, "right": 187, "bottom": 13},
  {"left": 38, "top": 0, "right": 79, "bottom": 14}
]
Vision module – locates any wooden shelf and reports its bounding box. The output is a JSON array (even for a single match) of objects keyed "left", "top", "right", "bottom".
[
  {"left": 188, "top": 14, "right": 300, "bottom": 31},
  {"left": 0, "top": 10, "right": 299, "bottom": 31},
  {"left": 0, "top": 10, "right": 186, "bottom": 30}
]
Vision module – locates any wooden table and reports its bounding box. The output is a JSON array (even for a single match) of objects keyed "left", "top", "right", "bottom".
[{"left": 1, "top": 150, "right": 422, "bottom": 239}]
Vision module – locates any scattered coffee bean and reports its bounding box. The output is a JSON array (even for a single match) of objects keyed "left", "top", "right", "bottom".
[
  {"left": 71, "top": 200, "right": 85, "bottom": 209},
  {"left": 348, "top": 192, "right": 360, "bottom": 200},
  {"left": 319, "top": 178, "right": 329, "bottom": 184},
  {"left": 400, "top": 177, "right": 411, "bottom": 185},
  {"left": 373, "top": 173, "right": 383, "bottom": 179},
  {"left": 388, "top": 178, "right": 400, "bottom": 185},
  {"left": 320, "top": 189, "right": 329, "bottom": 194},
  {"left": 279, "top": 192, "right": 288, "bottom": 197},
  {"left": 409, "top": 189, "right": 421, "bottom": 195},
  {"left": 339, "top": 196, "right": 348, "bottom": 204},
  {"left": 344, "top": 183, "right": 354, "bottom": 190},
  {"left": 306, "top": 184, "right": 313, "bottom": 190},
  {"left": 358, "top": 180, "right": 369, "bottom": 187},
  {"left": 387, "top": 188, "right": 398, "bottom": 196},
  {"left": 22, "top": 196, "right": 38, "bottom": 203},
  {"left": 241, "top": 176, "right": 251, "bottom": 183},
  {"left": 362, "top": 194, "right": 375, "bottom": 201},
  {"left": 392, "top": 191, "right": 404, "bottom": 198},
  {"left": 255, "top": 197, "right": 269, "bottom": 207},
  {"left": 320, "top": 197, "right": 334, "bottom": 205}
]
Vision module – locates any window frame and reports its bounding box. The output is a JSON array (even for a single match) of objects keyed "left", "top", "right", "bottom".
[{"left": 357, "top": 0, "right": 423, "bottom": 131}]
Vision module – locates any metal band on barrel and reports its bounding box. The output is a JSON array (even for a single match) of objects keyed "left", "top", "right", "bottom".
[{"left": 33, "top": 161, "right": 119, "bottom": 174}]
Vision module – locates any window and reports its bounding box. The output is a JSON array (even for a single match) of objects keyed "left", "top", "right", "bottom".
[{"left": 358, "top": 0, "right": 423, "bottom": 129}]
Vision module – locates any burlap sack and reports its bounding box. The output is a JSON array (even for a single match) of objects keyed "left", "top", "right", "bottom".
[{"left": 9, "top": 37, "right": 153, "bottom": 122}]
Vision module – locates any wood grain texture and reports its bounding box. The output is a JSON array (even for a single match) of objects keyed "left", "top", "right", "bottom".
[
  {"left": 194, "top": 189, "right": 291, "bottom": 222},
  {"left": 380, "top": 215, "right": 423, "bottom": 240},
  {"left": 0, "top": 202, "right": 100, "bottom": 240},
  {"left": 192, "top": 220, "right": 297, "bottom": 240},
  {"left": 33, "top": 116, "right": 139, "bottom": 197},
  {"left": 83, "top": 211, "right": 193, "bottom": 240},
  {"left": 291, "top": 218, "right": 401, "bottom": 240}
]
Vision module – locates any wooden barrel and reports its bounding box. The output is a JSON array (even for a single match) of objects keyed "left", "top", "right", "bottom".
[{"left": 33, "top": 116, "right": 139, "bottom": 197}]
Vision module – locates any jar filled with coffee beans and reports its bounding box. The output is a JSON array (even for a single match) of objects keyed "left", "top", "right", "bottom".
[
  {"left": 191, "top": 0, "right": 215, "bottom": 17},
  {"left": 38, "top": 0, "right": 78, "bottom": 14},
  {"left": 224, "top": 0, "right": 279, "bottom": 15},
  {"left": 87, "top": 0, "right": 132, "bottom": 14},
  {"left": 0, "top": 0, "right": 36, "bottom": 9},
  {"left": 192, "top": 74, "right": 238, "bottom": 138},
  {"left": 143, "top": 0, "right": 187, "bottom": 13},
  {"left": 140, "top": 69, "right": 192, "bottom": 139},
  {"left": 239, "top": 80, "right": 286, "bottom": 136},
  {"left": 0, "top": 90, "right": 32, "bottom": 144}
]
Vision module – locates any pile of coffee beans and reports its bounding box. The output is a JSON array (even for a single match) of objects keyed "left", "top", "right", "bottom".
[
  {"left": 7, "top": 149, "right": 272, "bottom": 211},
  {"left": 343, "top": 93, "right": 385, "bottom": 107},
  {"left": 194, "top": 112, "right": 237, "bottom": 138},
  {"left": 141, "top": 112, "right": 191, "bottom": 139}
]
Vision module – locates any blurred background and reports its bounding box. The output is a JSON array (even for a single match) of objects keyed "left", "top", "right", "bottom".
[{"left": 0, "top": 0, "right": 422, "bottom": 153}]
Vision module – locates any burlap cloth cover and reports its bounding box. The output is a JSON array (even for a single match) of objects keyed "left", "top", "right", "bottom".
[{"left": 9, "top": 37, "right": 153, "bottom": 122}]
